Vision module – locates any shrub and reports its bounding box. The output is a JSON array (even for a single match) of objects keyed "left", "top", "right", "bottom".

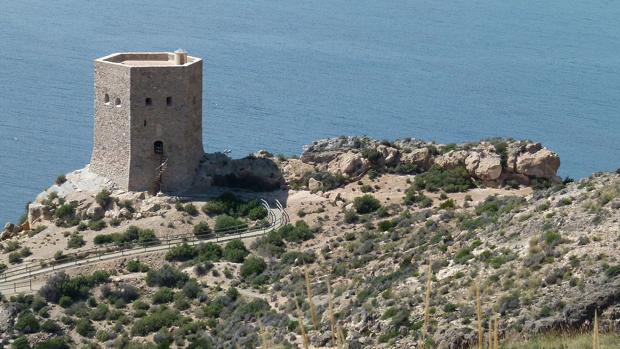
[
  {"left": 280, "top": 251, "right": 316, "bottom": 265},
  {"left": 274, "top": 221, "right": 314, "bottom": 242},
  {"left": 184, "top": 203, "right": 198, "bottom": 216},
  {"left": 41, "top": 319, "right": 61, "bottom": 334},
  {"left": 152, "top": 287, "right": 175, "bottom": 304},
  {"left": 344, "top": 209, "right": 359, "bottom": 224},
  {"left": 39, "top": 271, "right": 109, "bottom": 304},
  {"left": 55, "top": 203, "right": 78, "bottom": 226},
  {"left": 15, "top": 311, "right": 40, "bottom": 333},
  {"left": 0, "top": 262, "right": 6, "bottom": 274},
  {"left": 33, "top": 337, "right": 70, "bottom": 349},
  {"left": 55, "top": 175, "right": 67, "bottom": 185},
  {"left": 165, "top": 243, "right": 197, "bottom": 262},
  {"left": 414, "top": 166, "right": 474, "bottom": 193},
  {"left": 193, "top": 221, "right": 212, "bottom": 238},
  {"left": 127, "top": 259, "right": 150, "bottom": 273},
  {"left": 94, "top": 234, "right": 114, "bottom": 245},
  {"left": 75, "top": 318, "right": 95, "bottom": 337},
  {"left": 439, "top": 199, "right": 456, "bottom": 210},
  {"left": 88, "top": 219, "right": 107, "bottom": 231},
  {"left": 223, "top": 239, "right": 249, "bottom": 263},
  {"left": 214, "top": 215, "right": 246, "bottom": 232},
  {"left": 9, "top": 252, "right": 23, "bottom": 264},
  {"left": 67, "top": 233, "right": 85, "bottom": 249},
  {"left": 606, "top": 265, "right": 620, "bottom": 278},
  {"left": 195, "top": 242, "right": 223, "bottom": 262},
  {"left": 12, "top": 336, "right": 30, "bottom": 349},
  {"left": 131, "top": 308, "right": 180, "bottom": 336},
  {"left": 145, "top": 265, "right": 188, "bottom": 288},
  {"left": 353, "top": 194, "right": 382, "bottom": 214},
  {"left": 95, "top": 189, "right": 112, "bottom": 207},
  {"left": 182, "top": 279, "right": 202, "bottom": 299},
  {"left": 240, "top": 256, "right": 267, "bottom": 278}
]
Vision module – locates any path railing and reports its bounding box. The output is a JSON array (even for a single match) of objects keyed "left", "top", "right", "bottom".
[{"left": 0, "top": 199, "right": 288, "bottom": 291}]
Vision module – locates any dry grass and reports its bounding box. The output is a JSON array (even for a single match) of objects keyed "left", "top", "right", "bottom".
[
  {"left": 295, "top": 299, "right": 310, "bottom": 349},
  {"left": 327, "top": 277, "right": 338, "bottom": 346},
  {"left": 502, "top": 333, "right": 620, "bottom": 349},
  {"left": 476, "top": 284, "right": 483, "bottom": 349},
  {"left": 421, "top": 262, "right": 433, "bottom": 349},
  {"left": 304, "top": 268, "right": 319, "bottom": 331}
]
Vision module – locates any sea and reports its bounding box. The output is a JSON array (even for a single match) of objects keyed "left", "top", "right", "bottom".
[{"left": 1, "top": 0, "right": 619, "bottom": 224}]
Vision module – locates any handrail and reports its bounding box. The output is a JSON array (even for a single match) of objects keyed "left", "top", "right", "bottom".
[{"left": 0, "top": 201, "right": 286, "bottom": 286}]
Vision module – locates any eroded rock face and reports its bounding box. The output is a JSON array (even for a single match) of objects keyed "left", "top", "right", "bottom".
[
  {"left": 196, "top": 152, "right": 285, "bottom": 191},
  {"left": 327, "top": 152, "right": 369, "bottom": 177},
  {"left": 290, "top": 136, "right": 562, "bottom": 190},
  {"left": 516, "top": 148, "right": 561, "bottom": 180}
]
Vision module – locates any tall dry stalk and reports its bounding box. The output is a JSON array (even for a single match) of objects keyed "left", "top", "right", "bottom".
[
  {"left": 327, "top": 277, "right": 338, "bottom": 346},
  {"left": 488, "top": 318, "right": 493, "bottom": 349},
  {"left": 305, "top": 268, "right": 319, "bottom": 331},
  {"left": 337, "top": 325, "right": 346, "bottom": 349},
  {"left": 296, "top": 299, "right": 310, "bottom": 349},
  {"left": 258, "top": 318, "right": 271, "bottom": 349},
  {"left": 593, "top": 310, "right": 600, "bottom": 349},
  {"left": 421, "top": 262, "right": 433, "bottom": 349},
  {"left": 493, "top": 315, "right": 499, "bottom": 349},
  {"left": 476, "top": 284, "right": 483, "bottom": 349}
]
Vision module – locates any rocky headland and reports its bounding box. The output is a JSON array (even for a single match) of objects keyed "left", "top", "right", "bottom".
[{"left": 1, "top": 136, "right": 619, "bottom": 349}]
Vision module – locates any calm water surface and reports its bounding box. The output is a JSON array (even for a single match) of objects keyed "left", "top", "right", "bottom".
[{"left": 1, "top": 0, "right": 619, "bottom": 223}]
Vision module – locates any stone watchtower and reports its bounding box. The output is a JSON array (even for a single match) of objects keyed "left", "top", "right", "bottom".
[{"left": 89, "top": 51, "right": 204, "bottom": 193}]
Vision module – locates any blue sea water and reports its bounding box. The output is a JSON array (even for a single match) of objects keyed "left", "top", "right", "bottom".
[{"left": 1, "top": 0, "right": 619, "bottom": 224}]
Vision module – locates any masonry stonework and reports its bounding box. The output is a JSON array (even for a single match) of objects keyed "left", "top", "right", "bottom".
[{"left": 90, "top": 51, "right": 204, "bottom": 193}]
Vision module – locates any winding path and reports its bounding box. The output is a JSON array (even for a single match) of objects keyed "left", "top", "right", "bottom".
[{"left": 0, "top": 199, "right": 289, "bottom": 295}]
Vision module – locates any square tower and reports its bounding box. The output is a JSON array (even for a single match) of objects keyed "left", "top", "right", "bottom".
[{"left": 90, "top": 51, "right": 204, "bottom": 193}]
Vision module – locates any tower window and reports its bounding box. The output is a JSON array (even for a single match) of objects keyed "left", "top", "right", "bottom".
[
  {"left": 104, "top": 94, "right": 110, "bottom": 105},
  {"left": 154, "top": 141, "right": 164, "bottom": 155},
  {"left": 145, "top": 97, "right": 152, "bottom": 106},
  {"left": 192, "top": 96, "right": 197, "bottom": 105},
  {"left": 115, "top": 98, "right": 121, "bottom": 107},
  {"left": 144, "top": 120, "right": 147, "bottom": 127},
  {"left": 166, "top": 96, "right": 172, "bottom": 106}
]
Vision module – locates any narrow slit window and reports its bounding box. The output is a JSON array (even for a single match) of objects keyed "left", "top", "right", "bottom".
[
  {"left": 145, "top": 97, "right": 152, "bottom": 106},
  {"left": 115, "top": 98, "right": 121, "bottom": 107},
  {"left": 104, "top": 94, "right": 110, "bottom": 104},
  {"left": 154, "top": 141, "right": 164, "bottom": 155},
  {"left": 166, "top": 96, "right": 172, "bottom": 106},
  {"left": 144, "top": 120, "right": 147, "bottom": 127}
]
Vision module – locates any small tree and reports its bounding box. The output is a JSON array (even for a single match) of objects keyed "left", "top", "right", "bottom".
[
  {"left": 223, "top": 239, "right": 249, "bottom": 263},
  {"left": 193, "top": 221, "right": 212, "bottom": 237},
  {"left": 353, "top": 194, "right": 381, "bottom": 214},
  {"left": 95, "top": 189, "right": 112, "bottom": 207},
  {"left": 240, "top": 256, "right": 267, "bottom": 278}
]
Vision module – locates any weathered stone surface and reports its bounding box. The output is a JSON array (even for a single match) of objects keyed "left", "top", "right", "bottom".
[
  {"left": 197, "top": 152, "right": 285, "bottom": 191},
  {"left": 401, "top": 147, "right": 431, "bottom": 170},
  {"left": 327, "top": 152, "right": 368, "bottom": 177},
  {"left": 282, "top": 159, "right": 315, "bottom": 181},
  {"left": 433, "top": 150, "right": 469, "bottom": 169},
  {"left": 475, "top": 154, "right": 503, "bottom": 181},
  {"left": 308, "top": 177, "right": 323, "bottom": 191},
  {"left": 516, "top": 148, "right": 561, "bottom": 179},
  {"left": 86, "top": 204, "right": 105, "bottom": 220}
]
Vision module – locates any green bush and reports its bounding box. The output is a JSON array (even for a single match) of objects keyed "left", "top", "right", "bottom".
[
  {"left": 39, "top": 271, "right": 109, "bottom": 304},
  {"left": 75, "top": 318, "right": 95, "bottom": 337},
  {"left": 214, "top": 215, "right": 246, "bottom": 232},
  {"left": 184, "top": 203, "right": 198, "bottom": 216},
  {"left": 152, "top": 287, "right": 175, "bottom": 304},
  {"left": 95, "top": 189, "right": 112, "bottom": 207},
  {"left": 280, "top": 251, "right": 316, "bottom": 265},
  {"left": 9, "top": 252, "right": 23, "bottom": 264},
  {"left": 67, "top": 233, "right": 85, "bottom": 249},
  {"left": 33, "top": 337, "right": 70, "bottom": 349},
  {"left": 273, "top": 221, "right": 314, "bottom": 242},
  {"left": 439, "top": 199, "right": 456, "bottom": 210},
  {"left": 41, "top": 320, "right": 61, "bottom": 334},
  {"left": 145, "top": 265, "right": 188, "bottom": 288},
  {"left": 87, "top": 219, "right": 107, "bottom": 231},
  {"left": 12, "top": 336, "right": 30, "bottom": 349},
  {"left": 193, "top": 221, "right": 212, "bottom": 237},
  {"left": 165, "top": 243, "right": 197, "bottom": 262},
  {"left": 0, "top": 262, "right": 6, "bottom": 274},
  {"left": 131, "top": 307, "right": 180, "bottom": 336},
  {"left": 15, "top": 311, "right": 40, "bottom": 333},
  {"left": 55, "top": 203, "right": 78, "bottom": 226},
  {"left": 223, "top": 239, "right": 249, "bottom": 263},
  {"left": 344, "top": 210, "right": 359, "bottom": 224},
  {"left": 353, "top": 194, "right": 382, "bottom": 214},
  {"left": 127, "top": 259, "right": 150, "bottom": 273},
  {"left": 94, "top": 234, "right": 114, "bottom": 245},
  {"left": 196, "top": 242, "right": 223, "bottom": 262},
  {"left": 55, "top": 175, "right": 67, "bottom": 185},
  {"left": 414, "top": 166, "right": 474, "bottom": 193},
  {"left": 240, "top": 256, "right": 267, "bottom": 278}
]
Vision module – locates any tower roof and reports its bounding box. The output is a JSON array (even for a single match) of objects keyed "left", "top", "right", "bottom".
[{"left": 96, "top": 52, "right": 201, "bottom": 67}]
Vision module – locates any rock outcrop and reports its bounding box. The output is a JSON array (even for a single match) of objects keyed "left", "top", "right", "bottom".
[{"left": 292, "top": 136, "right": 561, "bottom": 190}]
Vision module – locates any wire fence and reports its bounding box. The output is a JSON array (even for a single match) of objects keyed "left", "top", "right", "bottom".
[{"left": 0, "top": 199, "right": 288, "bottom": 289}]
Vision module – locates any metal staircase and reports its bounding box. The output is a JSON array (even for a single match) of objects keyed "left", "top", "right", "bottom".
[{"left": 151, "top": 156, "right": 168, "bottom": 194}]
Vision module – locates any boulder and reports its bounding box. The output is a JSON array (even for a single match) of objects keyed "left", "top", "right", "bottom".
[
  {"left": 28, "top": 203, "right": 52, "bottom": 227},
  {"left": 516, "top": 148, "right": 560, "bottom": 179},
  {"left": 282, "top": 159, "right": 316, "bottom": 181},
  {"left": 327, "top": 152, "right": 369, "bottom": 177},
  {"left": 86, "top": 204, "right": 105, "bottom": 220},
  {"left": 433, "top": 150, "right": 469, "bottom": 169},
  {"left": 308, "top": 177, "right": 323, "bottom": 191},
  {"left": 472, "top": 153, "right": 503, "bottom": 181},
  {"left": 401, "top": 147, "right": 431, "bottom": 170}
]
